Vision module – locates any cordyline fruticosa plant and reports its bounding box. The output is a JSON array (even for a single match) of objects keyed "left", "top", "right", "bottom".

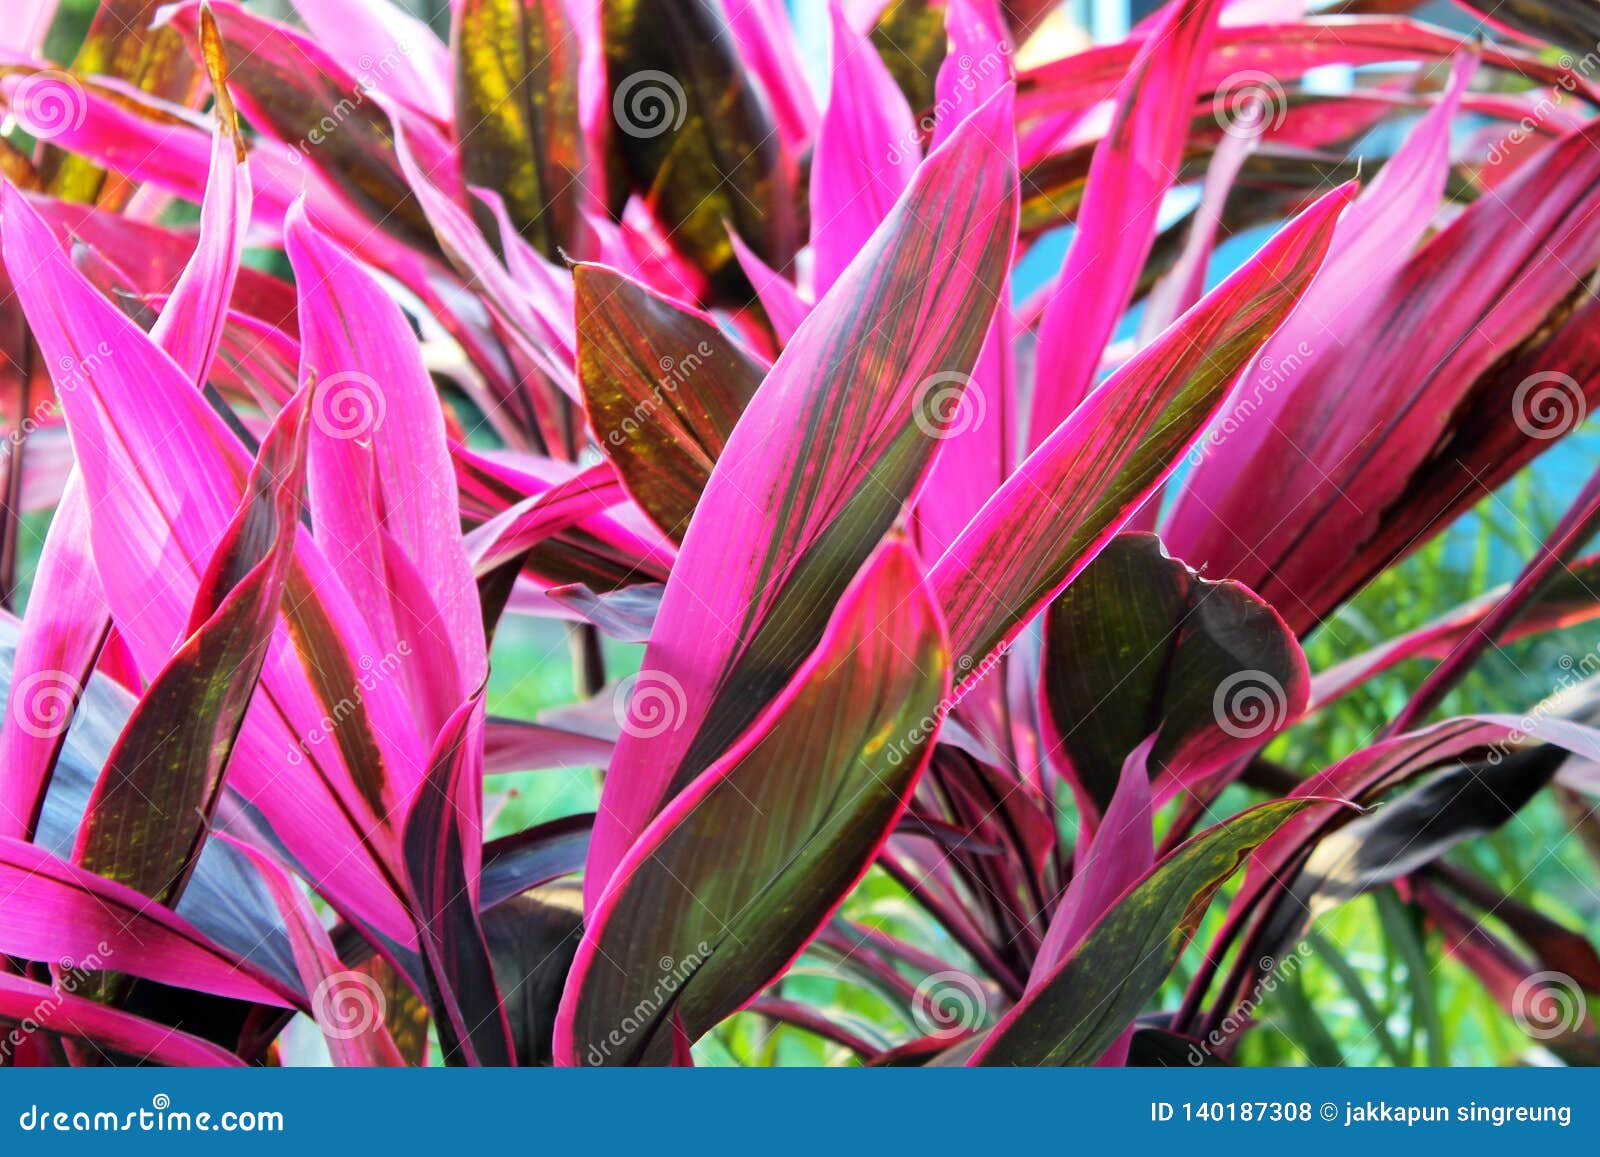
[{"left": 1, "top": 0, "right": 1600, "bottom": 1068}]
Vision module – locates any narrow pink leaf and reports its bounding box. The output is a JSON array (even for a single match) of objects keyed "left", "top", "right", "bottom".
[
  {"left": 0, "top": 836, "right": 295, "bottom": 1007},
  {"left": 930, "top": 183, "right": 1353, "bottom": 671},
  {"left": 287, "top": 199, "right": 487, "bottom": 741},
  {"left": 0, "top": 972, "right": 244, "bottom": 1066},
  {"left": 585, "top": 88, "right": 1018, "bottom": 909},
  {"left": 1027, "top": 0, "right": 1224, "bottom": 444},
  {"left": 810, "top": 1, "right": 919, "bottom": 294},
  {"left": 226, "top": 839, "right": 406, "bottom": 1066}
]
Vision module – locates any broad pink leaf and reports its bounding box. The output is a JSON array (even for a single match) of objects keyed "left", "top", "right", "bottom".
[
  {"left": 1, "top": 181, "right": 417, "bottom": 943},
  {"left": 0, "top": 972, "right": 244, "bottom": 1066},
  {"left": 1166, "top": 54, "right": 1475, "bottom": 585},
  {"left": 0, "top": 836, "right": 295, "bottom": 1007},
  {"left": 585, "top": 88, "right": 1018, "bottom": 908},
  {"left": 558, "top": 540, "right": 950, "bottom": 1064},
  {"left": 930, "top": 182, "right": 1352, "bottom": 672}
]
